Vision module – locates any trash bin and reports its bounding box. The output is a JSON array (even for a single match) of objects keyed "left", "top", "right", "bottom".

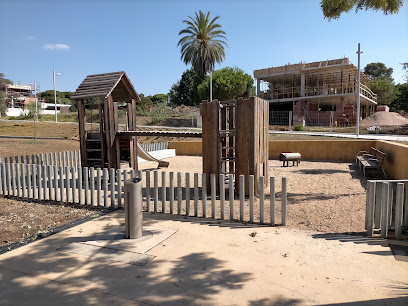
[{"left": 124, "top": 177, "right": 143, "bottom": 239}]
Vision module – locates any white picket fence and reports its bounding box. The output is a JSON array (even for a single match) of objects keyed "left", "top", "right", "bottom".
[
  {"left": 0, "top": 163, "right": 288, "bottom": 226},
  {"left": 366, "top": 180, "right": 408, "bottom": 239},
  {"left": 0, "top": 150, "right": 81, "bottom": 168},
  {"left": 141, "top": 142, "right": 168, "bottom": 152}
]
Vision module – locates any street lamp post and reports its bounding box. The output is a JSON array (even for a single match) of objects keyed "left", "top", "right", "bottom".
[
  {"left": 208, "top": 70, "right": 213, "bottom": 102},
  {"left": 53, "top": 70, "right": 61, "bottom": 122},
  {"left": 356, "top": 43, "right": 363, "bottom": 137},
  {"left": 30, "top": 82, "right": 38, "bottom": 140}
]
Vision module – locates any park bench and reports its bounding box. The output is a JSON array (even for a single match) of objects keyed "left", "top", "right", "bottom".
[
  {"left": 279, "top": 153, "right": 301, "bottom": 167},
  {"left": 356, "top": 147, "right": 386, "bottom": 178}
]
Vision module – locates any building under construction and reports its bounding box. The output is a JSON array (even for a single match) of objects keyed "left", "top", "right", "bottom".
[{"left": 254, "top": 58, "right": 377, "bottom": 126}]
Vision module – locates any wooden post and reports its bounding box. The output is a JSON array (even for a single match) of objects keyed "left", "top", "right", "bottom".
[{"left": 77, "top": 100, "right": 87, "bottom": 167}]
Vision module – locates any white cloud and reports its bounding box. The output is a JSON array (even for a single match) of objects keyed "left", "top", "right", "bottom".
[
  {"left": 26, "top": 36, "right": 36, "bottom": 40},
  {"left": 42, "top": 43, "right": 71, "bottom": 51}
]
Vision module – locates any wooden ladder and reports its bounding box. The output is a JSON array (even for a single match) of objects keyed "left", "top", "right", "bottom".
[{"left": 218, "top": 101, "right": 236, "bottom": 180}]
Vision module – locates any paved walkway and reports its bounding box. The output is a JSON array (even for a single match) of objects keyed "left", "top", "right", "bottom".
[
  {"left": 0, "top": 211, "right": 407, "bottom": 305},
  {"left": 269, "top": 130, "right": 408, "bottom": 142}
]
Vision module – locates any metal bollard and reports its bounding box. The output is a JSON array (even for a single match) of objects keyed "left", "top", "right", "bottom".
[{"left": 124, "top": 177, "right": 143, "bottom": 239}]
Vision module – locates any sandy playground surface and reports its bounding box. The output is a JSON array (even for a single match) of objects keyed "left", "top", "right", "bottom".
[{"left": 138, "top": 156, "right": 368, "bottom": 234}]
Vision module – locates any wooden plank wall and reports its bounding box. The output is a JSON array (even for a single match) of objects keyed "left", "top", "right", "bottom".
[
  {"left": 202, "top": 100, "right": 220, "bottom": 191},
  {"left": 236, "top": 97, "right": 269, "bottom": 195}
]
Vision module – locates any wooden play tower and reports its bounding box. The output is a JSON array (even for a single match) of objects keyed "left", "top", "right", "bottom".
[
  {"left": 202, "top": 96, "right": 269, "bottom": 195},
  {"left": 71, "top": 71, "right": 140, "bottom": 171}
]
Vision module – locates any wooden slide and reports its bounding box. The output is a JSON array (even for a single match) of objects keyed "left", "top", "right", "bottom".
[{"left": 136, "top": 141, "right": 170, "bottom": 168}]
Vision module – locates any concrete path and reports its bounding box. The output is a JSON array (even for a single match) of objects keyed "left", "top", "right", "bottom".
[
  {"left": 269, "top": 130, "right": 408, "bottom": 142},
  {"left": 0, "top": 212, "right": 407, "bottom": 305}
]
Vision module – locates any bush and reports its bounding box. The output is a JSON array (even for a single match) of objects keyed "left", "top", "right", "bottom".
[
  {"left": 149, "top": 102, "right": 168, "bottom": 125},
  {"left": 294, "top": 124, "right": 303, "bottom": 131}
]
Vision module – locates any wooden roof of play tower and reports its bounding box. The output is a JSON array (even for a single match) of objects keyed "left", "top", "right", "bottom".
[{"left": 71, "top": 71, "right": 140, "bottom": 102}]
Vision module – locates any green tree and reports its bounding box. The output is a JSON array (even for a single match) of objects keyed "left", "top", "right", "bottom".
[
  {"left": 178, "top": 10, "right": 227, "bottom": 74},
  {"left": 197, "top": 67, "right": 255, "bottom": 101},
  {"left": 364, "top": 62, "right": 393, "bottom": 79},
  {"left": 364, "top": 63, "right": 396, "bottom": 105},
  {"left": 369, "top": 77, "right": 397, "bottom": 105},
  {"left": 0, "top": 73, "right": 13, "bottom": 116},
  {"left": 169, "top": 69, "right": 205, "bottom": 106},
  {"left": 0, "top": 91, "right": 6, "bottom": 116},
  {"left": 27, "top": 100, "right": 42, "bottom": 119},
  {"left": 390, "top": 83, "right": 408, "bottom": 113},
  {"left": 321, "top": 0, "right": 403, "bottom": 20}
]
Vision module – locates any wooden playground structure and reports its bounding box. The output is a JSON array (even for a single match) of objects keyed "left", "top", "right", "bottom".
[
  {"left": 202, "top": 97, "right": 269, "bottom": 195},
  {"left": 71, "top": 71, "right": 269, "bottom": 196}
]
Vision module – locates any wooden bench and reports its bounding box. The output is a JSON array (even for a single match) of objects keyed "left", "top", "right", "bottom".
[
  {"left": 356, "top": 147, "right": 386, "bottom": 178},
  {"left": 279, "top": 153, "right": 301, "bottom": 167}
]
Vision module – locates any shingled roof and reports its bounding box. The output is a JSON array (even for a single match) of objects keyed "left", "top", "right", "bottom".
[{"left": 71, "top": 71, "right": 140, "bottom": 102}]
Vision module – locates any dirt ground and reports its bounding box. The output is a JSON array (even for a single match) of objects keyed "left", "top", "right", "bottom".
[
  {"left": 0, "top": 138, "right": 79, "bottom": 159},
  {"left": 138, "top": 156, "right": 368, "bottom": 234},
  {"left": 0, "top": 198, "right": 99, "bottom": 249}
]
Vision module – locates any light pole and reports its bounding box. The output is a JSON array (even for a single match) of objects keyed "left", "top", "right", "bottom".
[
  {"left": 356, "top": 43, "right": 363, "bottom": 137},
  {"left": 30, "top": 82, "right": 38, "bottom": 140},
  {"left": 53, "top": 70, "right": 61, "bottom": 122}
]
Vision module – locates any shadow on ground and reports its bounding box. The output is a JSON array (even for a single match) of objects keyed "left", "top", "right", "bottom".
[{"left": 0, "top": 213, "right": 258, "bottom": 305}]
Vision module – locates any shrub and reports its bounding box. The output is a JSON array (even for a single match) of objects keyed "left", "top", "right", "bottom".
[{"left": 293, "top": 124, "right": 303, "bottom": 131}]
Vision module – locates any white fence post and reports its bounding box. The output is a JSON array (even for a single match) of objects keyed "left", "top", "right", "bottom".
[
  {"left": 153, "top": 171, "right": 158, "bottom": 212},
  {"left": 65, "top": 166, "right": 70, "bottom": 203},
  {"left": 32, "top": 165, "right": 37, "bottom": 200},
  {"left": 239, "top": 175, "right": 245, "bottom": 221},
  {"left": 270, "top": 177, "right": 275, "bottom": 225},
  {"left": 211, "top": 174, "right": 216, "bottom": 219},
  {"left": 249, "top": 175, "right": 254, "bottom": 223},
  {"left": 185, "top": 173, "right": 190, "bottom": 216},
  {"left": 380, "top": 182, "right": 389, "bottom": 238},
  {"left": 229, "top": 174, "right": 234, "bottom": 220},
  {"left": 220, "top": 174, "right": 225, "bottom": 220},
  {"left": 59, "top": 166, "right": 65, "bottom": 203},
  {"left": 260, "top": 176, "right": 265, "bottom": 224},
  {"left": 194, "top": 173, "right": 199, "bottom": 217},
  {"left": 281, "top": 177, "right": 287, "bottom": 226},
  {"left": 177, "top": 172, "right": 182, "bottom": 215},
  {"left": 117, "top": 169, "right": 122, "bottom": 208},
  {"left": 89, "top": 167, "right": 95, "bottom": 206},
  {"left": 366, "top": 181, "right": 376, "bottom": 236},
  {"left": 27, "top": 164, "right": 32, "bottom": 198},
  {"left": 202, "top": 173, "right": 207, "bottom": 218},
  {"left": 37, "top": 165, "right": 42, "bottom": 200},
  {"left": 72, "top": 167, "right": 77, "bottom": 204},
  {"left": 16, "top": 164, "right": 21, "bottom": 197},
  {"left": 395, "top": 183, "right": 404, "bottom": 240},
  {"left": 97, "top": 168, "right": 102, "bottom": 207},
  {"left": 146, "top": 170, "right": 151, "bottom": 212},
  {"left": 169, "top": 172, "right": 174, "bottom": 214},
  {"left": 162, "top": 172, "right": 166, "bottom": 213},
  {"left": 110, "top": 168, "right": 115, "bottom": 207},
  {"left": 103, "top": 168, "right": 108, "bottom": 207},
  {"left": 48, "top": 165, "right": 53, "bottom": 200}
]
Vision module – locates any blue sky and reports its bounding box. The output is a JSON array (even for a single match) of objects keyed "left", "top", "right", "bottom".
[{"left": 1, "top": 0, "right": 407, "bottom": 95}]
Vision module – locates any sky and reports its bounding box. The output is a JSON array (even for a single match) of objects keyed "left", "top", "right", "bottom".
[{"left": 1, "top": 0, "right": 407, "bottom": 96}]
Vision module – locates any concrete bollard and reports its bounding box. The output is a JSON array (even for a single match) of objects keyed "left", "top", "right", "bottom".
[{"left": 124, "top": 178, "right": 143, "bottom": 239}]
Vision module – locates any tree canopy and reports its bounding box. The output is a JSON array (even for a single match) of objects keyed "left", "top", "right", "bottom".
[
  {"left": 364, "top": 62, "right": 396, "bottom": 105},
  {"left": 197, "top": 67, "right": 255, "bottom": 101},
  {"left": 364, "top": 62, "right": 393, "bottom": 79},
  {"left": 169, "top": 69, "right": 205, "bottom": 106},
  {"left": 321, "top": 0, "right": 403, "bottom": 20},
  {"left": 178, "top": 10, "right": 227, "bottom": 74}
]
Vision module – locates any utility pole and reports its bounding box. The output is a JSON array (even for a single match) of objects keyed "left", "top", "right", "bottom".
[{"left": 356, "top": 43, "right": 363, "bottom": 137}]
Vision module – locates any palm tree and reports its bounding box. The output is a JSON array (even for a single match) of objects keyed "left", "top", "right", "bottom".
[{"left": 178, "top": 10, "right": 228, "bottom": 75}]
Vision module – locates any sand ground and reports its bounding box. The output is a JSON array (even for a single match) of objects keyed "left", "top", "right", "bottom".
[{"left": 138, "top": 156, "right": 368, "bottom": 233}]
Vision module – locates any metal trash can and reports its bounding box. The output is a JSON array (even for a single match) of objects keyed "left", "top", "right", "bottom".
[{"left": 124, "top": 177, "right": 143, "bottom": 239}]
